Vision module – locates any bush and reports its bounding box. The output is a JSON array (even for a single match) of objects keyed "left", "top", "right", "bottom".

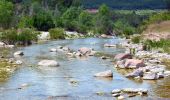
[
  {"left": 0, "top": 28, "right": 38, "bottom": 45},
  {"left": 49, "top": 28, "right": 65, "bottom": 39},
  {"left": 131, "top": 36, "right": 141, "bottom": 44},
  {"left": 143, "top": 39, "right": 170, "bottom": 53}
]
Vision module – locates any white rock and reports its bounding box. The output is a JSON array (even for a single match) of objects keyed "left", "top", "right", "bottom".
[
  {"left": 15, "top": 60, "right": 23, "bottom": 65},
  {"left": 118, "top": 95, "right": 124, "bottom": 100},
  {"left": 94, "top": 70, "right": 113, "bottom": 77},
  {"left": 38, "top": 32, "right": 50, "bottom": 40},
  {"left": 112, "top": 89, "right": 122, "bottom": 93},
  {"left": 14, "top": 51, "right": 24, "bottom": 56},
  {"left": 38, "top": 60, "right": 59, "bottom": 67},
  {"left": 50, "top": 48, "right": 57, "bottom": 52}
]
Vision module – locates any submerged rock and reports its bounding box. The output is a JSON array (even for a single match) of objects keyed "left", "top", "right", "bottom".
[
  {"left": 94, "top": 70, "right": 113, "bottom": 77},
  {"left": 50, "top": 48, "right": 57, "bottom": 52},
  {"left": 38, "top": 60, "right": 59, "bottom": 67},
  {"left": 104, "top": 43, "right": 116, "bottom": 47}
]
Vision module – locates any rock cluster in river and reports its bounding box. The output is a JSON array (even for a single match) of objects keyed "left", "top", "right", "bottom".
[
  {"left": 0, "top": 41, "right": 14, "bottom": 48},
  {"left": 113, "top": 39, "right": 170, "bottom": 80}
]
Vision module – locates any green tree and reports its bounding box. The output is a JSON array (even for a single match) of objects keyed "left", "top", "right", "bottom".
[
  {"left": 94, "top": 4, "right": 113, "bottom": 35},
  {"left": 78, "top": 11, "right": 93, "bottom": 33},
  {"left": 61, "top": 7, "right": 82, "bottom": 31},
  {"left": 0, "top": 0, "right": 13, "bottom": 29}
]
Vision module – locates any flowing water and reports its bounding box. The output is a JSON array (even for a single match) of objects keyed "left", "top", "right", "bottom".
[{"left": 0, "top": 38, "right": 169, "bottom": 100}]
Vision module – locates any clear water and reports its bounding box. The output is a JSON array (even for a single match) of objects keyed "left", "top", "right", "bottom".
[{"left": 0, "top": 38, "right": 169, "bottom": 100}]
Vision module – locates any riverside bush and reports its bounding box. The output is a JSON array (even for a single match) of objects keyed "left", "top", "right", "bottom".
[
  {"left": 49, "top": 28, "right": 65, "bottom": 39},
  {"left": 144, "top": 39, "right": 170, "bottom": 53},
  {"left": 0, "top": 28, "right": 38, "bottom": 45}
]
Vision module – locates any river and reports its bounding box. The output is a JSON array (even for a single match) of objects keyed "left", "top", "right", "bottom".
[{"left": 0, "top": 38, "right": 169, "bottom": 100}]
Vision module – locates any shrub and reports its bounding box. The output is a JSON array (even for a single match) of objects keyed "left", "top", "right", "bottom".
[
  {"left": 0, "top": 28, "right": 38, "bottom": 45},
  {"left": 131, "top": 36, "right": 141, "bottom": 44},
  {"left": 49, "top": 28, "right": 65, "bottom": 39},
  {"left": 143, "top": 39, "right": 170, "bottom": 53}
]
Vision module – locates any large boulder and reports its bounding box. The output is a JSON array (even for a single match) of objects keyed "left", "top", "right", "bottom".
[
  {"left": 143, "top": 72, "right": 157, "bottom": 80},
  {"left": 38, "top": 60, "right": 59, "bottom": 67},
  {"left": 78, "top": 47, "right": 92, "bottom": 55},
  {"left": 114, "top": 53, "right": 132, "bottom": 61},
  {"left": 124, "top": 59, "right": 145, "bottom": 68},
  {"left": 94, "top": 70, "right": 113, "bottom": 77}
]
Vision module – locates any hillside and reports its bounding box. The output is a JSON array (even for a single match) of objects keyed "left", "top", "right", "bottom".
[
  {"left": 82, "top": 0, "right": 167, "bottom": 9},
  {"left": 143, "top": 21, "right": 170, "bottom": 41}
]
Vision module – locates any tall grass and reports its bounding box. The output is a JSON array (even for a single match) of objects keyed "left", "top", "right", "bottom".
[{"left": 0, "top": 28, "right": 38, "bottom": 45}]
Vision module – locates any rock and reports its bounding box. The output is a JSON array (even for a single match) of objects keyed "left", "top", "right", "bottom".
[
  {"left": 75, "top": 52, "right": 82, "bottom": 57},
  {"left": 124, "top": 59, "right": 145, "bottom": 68},
  {"left": 8, "top": 58, "right": 15, "bottom": 63},
  {"left": 15, "top": 60, "right": 23, "bottom": 65},
  {"left": 115, "top": 60, "right": 126, "bottom": 68},
  {"left": 164, "top": 71, "right": 170, "bottom": 77},
  {"left": 143, "top": 72, "right": 157, "bottom": 80},
  {"left": 50, "top": 48, "right": 57, "bottom": 52},
  {"left": 14, "top": 51, "right": 24, "bottom": 56},
  {"left": 57, "top": 46, "right": 63, "bottom": 49},
  {"left": 112, "top": 89, "right": 122, "bottom": 94},
  {"left": 78, "top": 47, "right": 92, "bottom": 55},
  {"left": 94, "top": 70, "right": 113, "bottom": 77},
  {"left": 117, "top": 95, "right": 124, "bottom": 100},
  {"left": 123, "top": 88, "right": 138, "bottom": 93},
  {"left": 104, "top": 43, "right": 116, "bottom": 47},
  {"left": 112, "top": 93, "right": 120, "bottom": 97},
  {"left": 128, "top": 94, "right": 137, "bottom": 97},
  {"left": 0, "top": 42, "right": 5, "bottom": 47},
  {"left": 126, "top": 69, "right": 144, "bottom": 78},
  {"left": 114, "top": 53, "right": 132, "bottom": 61},
  {"left": 122, "top": 88, "right": 148, "bottom": 94},
  {"left": 5, "top": 45, "right": 15, "bottom": 48},
  {"left": 157, "top": 72, "right": 164, "bottom": 79},
  {"left": 38, "top": 60, "right": 59, "bottom": 67},
  {"left": 62, "top": 47, "right": 70, "bottom": 52},
  {"left": 38, "top": 32, "right": 50, "bottom": 40},
  {"left": 100, "top": 34, "right": 112, "bottom": 38},
  {"left": 88, "top": 51, "right": 96, "bottom": 56},
  {"left": 101, "top": 56, "right": 109, "bottom": 60}
]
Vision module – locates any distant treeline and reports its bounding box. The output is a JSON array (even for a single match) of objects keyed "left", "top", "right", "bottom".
[{"left": 82, "top": 0, "right": 167, "bottom": 10}]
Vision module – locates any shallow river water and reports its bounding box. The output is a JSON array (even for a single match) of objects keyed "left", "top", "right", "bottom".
[{"left": 0, "top": 38, "right": 169, "bottom": 100}]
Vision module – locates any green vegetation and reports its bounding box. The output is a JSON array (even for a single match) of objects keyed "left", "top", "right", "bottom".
[
  {"left": 143, "top": 39, "right": 170, "bottom": 53},
  {"left": 131, "top": 36, "right": 141, "bottom": 44},
  {"left": 49, "top": 28, "right": 65, "bottom": 39},
  {"left": 0, "top": 28, "right": 38, "bottom": 45}
]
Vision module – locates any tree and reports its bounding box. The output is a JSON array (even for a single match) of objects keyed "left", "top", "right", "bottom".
[
  {"left": 0, "top": 0, "right": 14, "bottom": 29},
  {"left": 61, "top": 7, "right": 82, "bottom": 31},
  {"left": 94, "top": 4, "right": 113, "bottom": 35},
  {"left": 78, "top": 11, "right": 93, "bottom": 33},
  {"left": 33, "top": 11, "right": 55, "bottom": 31}
]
